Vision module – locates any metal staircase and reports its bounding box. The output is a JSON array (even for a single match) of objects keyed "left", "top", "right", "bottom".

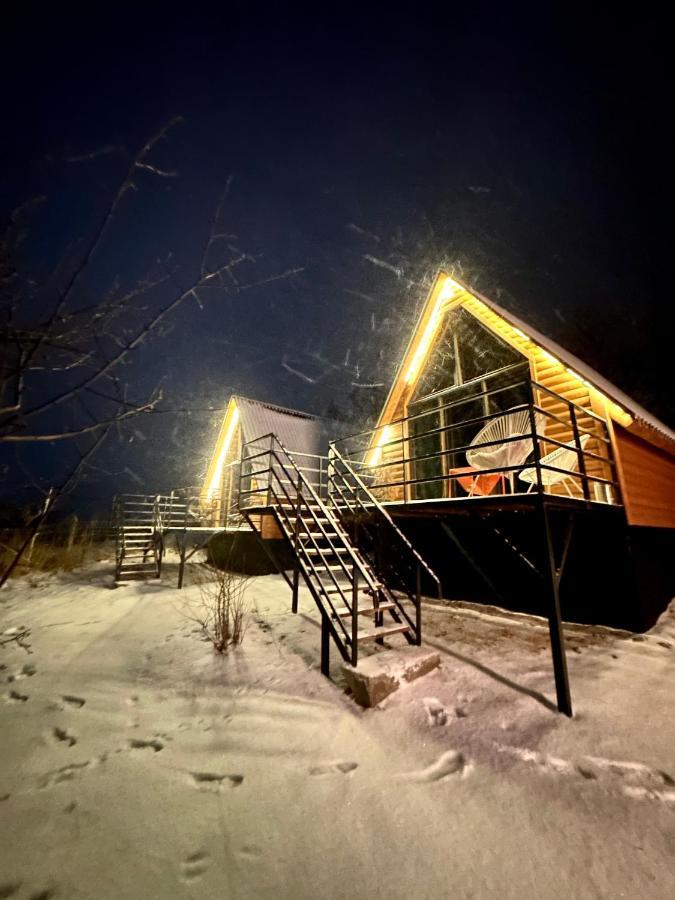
[
  {"left": 239, "top": 434, "right": 440, "bottom": 671},
  {"left": 113, "top": 493, "right": 196, "bottom": 583},
  {"left": 113, "top": 494, "right": 160, "bottom": 582}
]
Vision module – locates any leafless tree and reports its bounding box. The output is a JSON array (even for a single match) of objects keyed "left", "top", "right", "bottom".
[{"left": 0, "top": 117, "right": 301, "bottom": 584}]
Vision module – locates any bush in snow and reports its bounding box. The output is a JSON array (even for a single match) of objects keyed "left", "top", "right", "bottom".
[{"left": 191, "top": 565, "right": 251, "bottom": 653}]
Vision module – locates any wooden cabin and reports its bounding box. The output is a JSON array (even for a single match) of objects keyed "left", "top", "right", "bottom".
[
  {"left": 332, "top": 272, "right": 675, "bottom": 631},
  {"left": 202, "top": 395, "right": 329, "bottom": 539}
]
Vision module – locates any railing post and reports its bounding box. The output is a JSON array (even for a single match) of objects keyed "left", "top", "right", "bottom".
[
  {"left": 238, "top": 447, "right": 244, "bottom": 517},
  {"left": 351, "top": 563, "right": 359, "bottom": 666},
  {"left": 402, "top": 422, "right": 409, "bottom": 504},
  {"left": 569, "top": 402, "right": 591, "bottom": 502},
  {"left": 292, "top": 469, "right": 302, "bottom": 614},
  {"left": 327, "top": 446, "right": 334, "bottom": 507},
  {"left": 527, "top": 382, "right": 544, "bottom": 495},
  {"left": 267, "top": 435, "right": 274, "bottom": 507}
]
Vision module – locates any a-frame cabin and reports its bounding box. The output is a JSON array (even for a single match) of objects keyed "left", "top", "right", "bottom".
[
  {"left": 332, "top": 272, "right": 675, "bottom": 634},
  {"left": 201, "top": 394, "right": 329, "bottom": 535}
]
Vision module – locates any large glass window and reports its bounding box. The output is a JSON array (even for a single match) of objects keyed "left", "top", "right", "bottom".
[
  {"left": 411, "top": 308, "right": 523, "bottom": 402},
  {"left": 407, "top": 308, "right": 529, "bottom": 498}
]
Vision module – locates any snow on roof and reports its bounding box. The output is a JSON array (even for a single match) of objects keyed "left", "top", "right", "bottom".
[
  {"left": 233, "top": 396, "right": 330, "bottom": 458},
  {"left": 470, "top": 287, "right": 675, "bottom": 447}
]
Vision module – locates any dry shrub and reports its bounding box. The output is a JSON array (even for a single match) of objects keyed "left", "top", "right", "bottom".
[
  {"left": 190, "top": 564, "right": 251, "bottom": 653},
  {"left": 0, "top": 519, "right": 111, "bottom": 579}
]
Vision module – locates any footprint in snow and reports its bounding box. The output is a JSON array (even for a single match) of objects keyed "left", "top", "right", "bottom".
[
  {"left": 50, "top": 726, "right": 77, "bottom": 747},
  {"left": 401, "top": 750, "right": 467, "bottom": 783},
  {"left": 423, "top": 697, "right": 447, "bottom": 726},
  {"left": 497, "top": 744, "right": 675, "bottom": 804},
  {"left": 581, "top": 755, "right": 675, "bottom": 790},
  {"left": 181, "top": 851, "right": 209, "bottom": 882},
  {"left": 61, "top": 695, "right": 85, "bottom": 708},
  {"left": 6, "top": 690, "right": 28, "bottom": 703},
  {"left": 7, "top": 663, "right": 36, "bottom": 682},
  {"left": 309, "top": 761, "right": 358, "bottom": 776},
  {"left": 189, "top": 771, "right": 244, "bottom": 791},
  {"left": 128, "top": 738, "right": 164, "bottom": 752},
  {"left": 38, "top": 760, "right": 92, "bottom": 789}
]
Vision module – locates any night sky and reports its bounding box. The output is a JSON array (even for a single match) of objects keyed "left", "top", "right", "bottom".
[{"left": 1, "top": 4, "right": 672, "bottom": 515}]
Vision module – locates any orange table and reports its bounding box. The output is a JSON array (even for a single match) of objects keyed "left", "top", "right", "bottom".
[{"left": 448, "top": 466, "right": 506, "bottom": 497}]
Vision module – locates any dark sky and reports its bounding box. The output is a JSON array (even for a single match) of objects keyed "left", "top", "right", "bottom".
[{"left": 1, "top": 4, "right": 672, "bottom": 512}]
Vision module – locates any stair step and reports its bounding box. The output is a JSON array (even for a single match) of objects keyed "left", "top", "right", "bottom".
[
  {"left": 304, "top": 547, "right": 350, "bottom": 556},
  {"left": 333, "top": 602, "right": 396, "bottom": 618},
  {"left": 354, "top": 623, "right": 410, "bottom": 643},
  {"left": 119, "top": 562, "right": 157, "bottom": 571},
  {"left": 324, "top": 582, "right": 382, "bottom": 594}
]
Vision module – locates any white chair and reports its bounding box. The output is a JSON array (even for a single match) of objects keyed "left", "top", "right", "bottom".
[
  {"left": 519, "top": 434, "right": 591, "bottom": 495},
  {"left": 465, "top": 407, "right": 546, "bottom": 492}
]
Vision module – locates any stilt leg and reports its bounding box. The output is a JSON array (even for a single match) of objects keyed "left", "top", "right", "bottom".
[
  {"left": 542, "top": 504, "right": 572, "bottom": 716},
  {"left": 177, "top": 533, "right": 187, "bottom": 590},
  {"left": 321, "top": 612, "right": 330, "bottom": 677},
  {"left": 291, "top": 567, "right": 299, "bottom": 614}
]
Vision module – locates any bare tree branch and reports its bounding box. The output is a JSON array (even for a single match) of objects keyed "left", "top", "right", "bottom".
[
  {"left": 21, "top": 117, "right": 183, "bottom": 372},
  {"left": 4, "top": 396, "right": 161, "bottom": 442}
]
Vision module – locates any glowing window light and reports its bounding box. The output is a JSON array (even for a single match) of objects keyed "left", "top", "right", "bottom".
[
  {"left": 206, "top": 406, "right": 240, "bottom": 499},
  {"left": 367, "top": 424, "right": 392, "bottom": 467},
  {"left": 404, "top": 278, "right": 458, "bottom": 385}
]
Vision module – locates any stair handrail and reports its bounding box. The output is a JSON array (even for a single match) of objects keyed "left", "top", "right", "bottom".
[
  {"left": 242, "top": 433, "right": 380, "bottom": 591},
  {"left": 239, "top": 436, "right": 358, "bottom": 643},
  {"left": 328, "top": 443, "right": 442, "bottom": 599},
  {"left": 241, "top": 434, "right": 396, "bottom": 656}
]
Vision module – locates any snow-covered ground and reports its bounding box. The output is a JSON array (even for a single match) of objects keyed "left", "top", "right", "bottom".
[{"left": 1, "top": 558, "right": 674, "bottom": 899}]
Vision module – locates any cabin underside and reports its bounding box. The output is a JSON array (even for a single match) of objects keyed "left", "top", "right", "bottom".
[{"left": 382, "top": 496, "right": 674, "bottom": 633}]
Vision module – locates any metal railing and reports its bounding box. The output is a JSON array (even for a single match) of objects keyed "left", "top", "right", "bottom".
[
  {"left": 328, "top": 444, "right": 442, "bottom": 636},
  {"left": 239, "top": 433, "right": 383, "bottom": 660},
  {"left": 331, "top": 369, "right": 620, "bottom": 506},
  {"left": 239, "top": 434, "right": 422, "bottom": 665}
]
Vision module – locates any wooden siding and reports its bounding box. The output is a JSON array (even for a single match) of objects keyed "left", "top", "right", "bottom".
[{"left": 613, "top": 426, "right": 675, "bottom": 528}]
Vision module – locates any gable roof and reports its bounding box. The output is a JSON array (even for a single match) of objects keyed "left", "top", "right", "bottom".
[
  {"left": 377, "top": 271, "right": 675, "bottom": 454},
  {"left": 234, "top": 395, "right": 327, "bottom": 458},
  {"left": 202, "top": 395, "right": 331, "bottom": 499}
]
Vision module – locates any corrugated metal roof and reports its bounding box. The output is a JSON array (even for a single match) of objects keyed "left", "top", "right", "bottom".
[{"left": 234, "top": 396, "right": 331, "bottom": 460}]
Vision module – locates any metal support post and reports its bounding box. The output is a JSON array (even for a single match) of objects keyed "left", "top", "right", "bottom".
[
  {"left": 541, "top": 502, "right": 573, "bottom": 716},
  {"left": 415, "top": 562, "right": 422, "bottom": 645},
  {"left": 321, "top": 611, "right": 330, "bottom": 677}
]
